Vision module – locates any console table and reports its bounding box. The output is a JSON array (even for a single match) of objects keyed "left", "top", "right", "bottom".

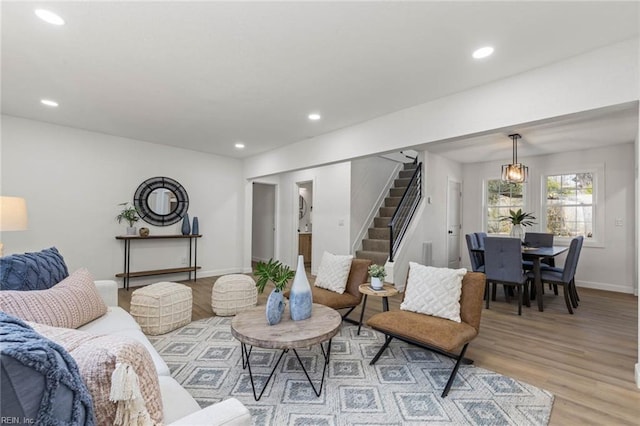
[{"left": 115, "top": 234, "right": 202, "bottom": 290}]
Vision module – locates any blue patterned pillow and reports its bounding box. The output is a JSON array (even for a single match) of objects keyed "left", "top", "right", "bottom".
[{"left": 0, "top": 247, "right": 69, "bottom": 291}]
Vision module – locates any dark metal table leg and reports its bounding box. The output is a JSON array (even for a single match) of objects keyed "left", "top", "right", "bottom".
[
  {"left": 188, "top": 237, "right": 193, "bottom": 281},
  {"left": 193, "top": 237, "right": 198, "bottom": 281},
  {"left": 534, "top": 258, "right": 543, "bottom": 312},
  {"left": 125, "top": 240, "right": 131, "bottom": 290},
  {"left": 357, "top": 295, "right": 368, "bottom": 335},
  {"left": 292, "top": 338, "right": 332, "bottom": 397},
  {"left": 382, "top": 296, "right": 389, "bottom": 311},
  {"left": 240, "top": 338, "right": 333, "bottom": 400},
  {"left": 241, "top": 343, "right": 287, "bottom": 401}
]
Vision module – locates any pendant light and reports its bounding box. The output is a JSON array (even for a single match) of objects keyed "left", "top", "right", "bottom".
[{"left": 501, "top": 133, "right": 528, "bottom": 183}]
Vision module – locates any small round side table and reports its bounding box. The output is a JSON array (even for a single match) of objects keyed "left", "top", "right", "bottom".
[{"left": 357, "top": 283, "right": 398, "bottom": 335}]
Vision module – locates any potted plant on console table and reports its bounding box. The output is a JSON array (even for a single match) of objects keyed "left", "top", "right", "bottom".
[
  {"left": 115, "top": 202, "right": 140, "bottom": 236},
  {"left": 254, "top": 259, "right": 295, "bottom": 326}
]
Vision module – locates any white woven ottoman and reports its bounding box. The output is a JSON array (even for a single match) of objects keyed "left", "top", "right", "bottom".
[
  {"left": 130, "top": 281, "right": 192, "bottom": 335},
  {"left": 211, "top": 274, "right": 257, "bottom": 316}
]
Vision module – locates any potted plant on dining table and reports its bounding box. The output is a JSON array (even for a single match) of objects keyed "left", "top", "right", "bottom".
[{"left": 499, "top": 208, "right": 536, "bottom": 241}]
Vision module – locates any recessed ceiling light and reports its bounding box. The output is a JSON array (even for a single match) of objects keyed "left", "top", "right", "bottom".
[
  {"left": 35, "top": 9, "right": 65, "bottom": 26},
  {"left": 235, "top": 143, "right": 245, "bottom": 149},
  {"left": 472, "top": 46, "right": 494, "bottom": 59},
  {"left": 40, "top": 99, "right": 59, "bottom": 107},
  {"left": 308, "top": 113, "right": 321, "bottom": 121}
]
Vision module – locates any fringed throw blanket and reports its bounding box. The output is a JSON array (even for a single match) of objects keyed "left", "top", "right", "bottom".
[{"left": 0, "top": 312, "right": 96, "bottom": 425}]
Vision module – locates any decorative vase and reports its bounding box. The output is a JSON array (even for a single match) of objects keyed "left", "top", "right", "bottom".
[
  {"left": 192, "top": 217, "right": 199, "bottom": 235},
  {"left": 265, "top": 289, "right": 285, "bottom": 325},
  {"left": 181, "top": 214, "right": 190, "bottom": 235},
  {"left": 139, "top": 227, "right": 150, "bottom": 237},
  {"left": 510, "top": 223, "right": 524, "bottom": 241},
  {"left": 126, "top": 226, "right": 137, "bottom": 236},
  {"left": 289, "top": 255, "right": 313, "bottom": 321},
  {"left": 371, "top": 276, "right": 383, "bottom": 290}
]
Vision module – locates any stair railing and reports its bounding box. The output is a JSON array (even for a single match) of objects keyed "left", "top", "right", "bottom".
[{"left": 388, "top": 162, "right": 422, "bottom": 262}]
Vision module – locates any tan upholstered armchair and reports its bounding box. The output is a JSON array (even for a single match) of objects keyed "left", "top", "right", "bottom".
[
  {"left": 367, "top": 272, "right": 485, "bottom": 397},
  {"left": 285, "top": 258, "right": 372, "bottom": 323}
]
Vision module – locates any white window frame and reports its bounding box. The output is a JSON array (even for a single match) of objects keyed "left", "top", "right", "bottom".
[
  {"left": 540, "top": 165, "right": 604, "bottom": 247},
  {"left": 483, "top": 177, "right": 528, "bottom": 235}
]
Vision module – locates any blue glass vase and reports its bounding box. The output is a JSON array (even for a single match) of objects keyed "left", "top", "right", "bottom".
[
  {"left": 181, "top": 214, "right": 190, "bottom": 235},
  {"left": 192, "top": 216, "right": 199, "bottom": 235},
  {"left": 289, "top": 255, "right": 312, "bottom": 321}
]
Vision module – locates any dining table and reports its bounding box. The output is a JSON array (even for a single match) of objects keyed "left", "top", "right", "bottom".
[
  {"left": 472, "top": 244, "right": 569, "bottom": 312},
  {"left": 521, "top": 245, "right": 568, "bottom": 311}
]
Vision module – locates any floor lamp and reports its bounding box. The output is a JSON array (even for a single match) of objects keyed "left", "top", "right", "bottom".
[{"left": 0, "top": 196, "right": 28, "bottom": 256}]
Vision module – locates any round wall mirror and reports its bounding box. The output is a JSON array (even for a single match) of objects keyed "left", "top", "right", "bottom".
[{"left": 134, "top": 177, "right": 188, "bottom": 226}]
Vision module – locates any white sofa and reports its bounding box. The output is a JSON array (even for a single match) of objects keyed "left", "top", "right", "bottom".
[{"left": 83, "top": 280, "right": 251, "bottom": 426}]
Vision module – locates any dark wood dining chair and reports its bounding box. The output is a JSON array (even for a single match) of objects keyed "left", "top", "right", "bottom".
[
  {"left": 523, "top": 232, "right": 555, "bottom": 268},
  {"left": 466, "top": 233, "right": 489, "bottom": 303},
  {"left": 474, "top": 232, "right": 487, "bottom": 250},
  {"left": 522, "top": 232, "right": 556, "bottom": 296},
  {"left": 465, "top": 234, "right": 484, "bottom": 273},
  {"left": 524, "top": 232, "right": 554, "bottom": 247},
  {"left": 484, "top": 237, "right": 529, "bottom": 315},
  {"left": 533, "top": 236, "right": 584, "bottom": 313}
]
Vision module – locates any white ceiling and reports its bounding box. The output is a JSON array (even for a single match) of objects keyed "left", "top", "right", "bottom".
[{"left": 1, "top": 1, "right": 638, "bottom": 159}]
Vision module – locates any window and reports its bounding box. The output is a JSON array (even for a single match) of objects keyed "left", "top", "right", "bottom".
[
  {"left": 544, "top": 172, "right": 594, "bottom": 239},
  {"left": 486, "top": 179, "right": 524, "bottom": 234}
]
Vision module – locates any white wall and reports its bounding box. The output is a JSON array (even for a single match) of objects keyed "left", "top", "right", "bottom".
[
  {"left": 251, "top": 183, "right": 275, "bottom": 262},
  {"left": 1, "top": 115, "right": 246, "bottom": 286},
  {"left": 247, "top": 162, "right": 351, "bottom": 273},
  {"left": 244, "top": 38, "right": 638, "bottom": 179},
  {"left": 422, "top": 151, "right": 464, "bottom": 269},
  {"left": 461, "top": 143, "right": 636, "bottom": 294},
  {"left": 350, "top": 156, "right": 399, "bottom": 251}
]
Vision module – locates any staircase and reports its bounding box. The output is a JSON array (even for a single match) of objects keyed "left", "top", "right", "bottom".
[{"left": 356, "top": 162, "right": 418, "bottom": 266}]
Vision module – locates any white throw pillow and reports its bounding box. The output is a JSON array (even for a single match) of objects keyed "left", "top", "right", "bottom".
[
  {"left": 314, "top": 252, "right": 353, "bottom": 294},
  {"left": 400, "top": 262, "right": 466, "bottom": 322}
]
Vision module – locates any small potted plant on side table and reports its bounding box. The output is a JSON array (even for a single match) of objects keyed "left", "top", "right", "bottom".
[
  {"left": 254, "top": 259, "right": 295, "bottom": 325},
  {"left": 368, "top": 264, "right": 387, "bottom": 290},
  {"left": 116, "top": 202, "right": 140, "bottom": 236}
]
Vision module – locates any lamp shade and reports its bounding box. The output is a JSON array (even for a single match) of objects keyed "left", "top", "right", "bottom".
[
  {"left": 501, "top": 133, "right": 528, "bottom": 183},
  {"left": 501, "top": 163, "right": 528, "bottom": 183},
  {"left": 0, "top": 197, "right": 28, "bottom": 231}
]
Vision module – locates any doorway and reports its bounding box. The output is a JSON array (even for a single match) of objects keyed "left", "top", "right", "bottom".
[
  {"left": 252, "top": 183, "right": 276, "bottom": 263},
  {"left": 296, "top": 181, "right": 313, "bottom": 268},
  {"left": 447, "top": 179, "right": 462, "bottom": 269}
]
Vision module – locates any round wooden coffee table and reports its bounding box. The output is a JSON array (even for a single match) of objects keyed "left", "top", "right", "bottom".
[{"left": 231, "top": 303, "right": 341, "bottom": 401}]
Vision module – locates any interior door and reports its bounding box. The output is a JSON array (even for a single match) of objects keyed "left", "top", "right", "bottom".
[
  {"left": 447, "top": 180, "right": 462, "bottom": 269},
  {"left": 251, "top": 183, "right": 276, "bottom": 262}
]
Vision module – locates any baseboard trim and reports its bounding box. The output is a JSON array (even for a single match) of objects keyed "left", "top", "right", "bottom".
[{"left": 575, "top": 279, "right": 635, "bottom": 294}]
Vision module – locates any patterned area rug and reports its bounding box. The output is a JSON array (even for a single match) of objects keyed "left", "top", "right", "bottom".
[{"left": 150, "top": 316, "right": 553, "bottom": 425}]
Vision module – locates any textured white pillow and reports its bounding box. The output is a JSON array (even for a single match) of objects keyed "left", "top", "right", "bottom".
[
  {"left": 314, "top": 252, "right": 353, "bottom": 294},
  {"left": 400, "top": 262, "right": 467, "bottom": 322}
]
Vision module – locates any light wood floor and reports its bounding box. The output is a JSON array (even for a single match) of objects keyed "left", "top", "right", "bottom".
[{"left": 119, "top": 276, "right": 639, "bottom": 425}]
